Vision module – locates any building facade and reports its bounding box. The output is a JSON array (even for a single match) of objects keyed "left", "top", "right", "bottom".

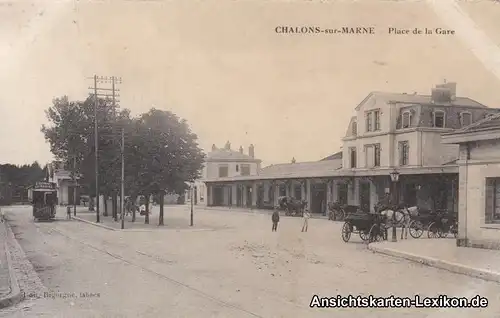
[
  {"left": 442, "top": 113, "right": 500, "bottom": 249},
  {"left": 186, "top": 142, "right": 262, "bottom": 206},
  {"left": 203, "top": 82, "right": 500, "bottom": 215},
  {"left": 46, "top": 161, "right": 81, "bottom": 206}
]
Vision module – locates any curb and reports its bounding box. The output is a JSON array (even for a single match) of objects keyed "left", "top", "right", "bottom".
[
  {"left": 368, "top": 243, "right": 500, "bottom": 284},
  {"left": 0, "top": 226, "right": 23, "bottom": 309},
  {"left": 72, "top": 216, "right": 117, "bottom": 231},
  {"left": 72, "top": 217, "right": 212, "bottom": 232}
]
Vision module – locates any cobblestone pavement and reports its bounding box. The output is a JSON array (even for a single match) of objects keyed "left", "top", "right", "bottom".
[{"left": 2, "top": 205, "right": 500, "bottom": 317}]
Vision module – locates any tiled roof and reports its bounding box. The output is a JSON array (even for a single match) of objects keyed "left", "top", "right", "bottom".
[
  {"left": 320, "top": 151, "right": 342, "bottom": 161},
  {"left": 443, "top": 113, "right": 500, "bottom": 135},
  {"left": 205, "top": 159, "right": 343, "bottom": 182},
  {"left": 259, "top": 159, "right": 342, "bottom": 178},
  {"left": 356, "top": 92, "right": 487, "bottom": 110},
  {"left": 206, "top": 149, "right": 260, "bottom": 162}
]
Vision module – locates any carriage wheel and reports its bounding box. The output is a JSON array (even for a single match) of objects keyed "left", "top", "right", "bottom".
[
  {"left": 450, "top": 223, "right": 458, "bottom": 239},
  {"left": 368, "top": 224, "right": 382, "bottom": 243},
  {"left": 409, "top": 220, "right": 424, "bottom": 239},
  {"left": 341, "top": 222, "right": 352, "bottom": 243},
  {"left": 437, "top": 227, "right": 448, "bottom": 238},
  {"left": 335, "top": 209, "right": 345, "bottom": 221},
  {"left": 427, "top": 222, "right": 439, "bottom": 239},
  {"left": 359, "top": 231, "right": 370, "bottom": 242}
]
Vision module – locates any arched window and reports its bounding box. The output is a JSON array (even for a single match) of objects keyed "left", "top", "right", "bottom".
[{"left": 433, "top": 110, "right": 446, "bottom": 128}]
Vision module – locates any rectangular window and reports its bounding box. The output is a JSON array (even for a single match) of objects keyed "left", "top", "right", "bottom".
[
  {"left": 433, "top": 111, "right": 445, "bottom": 128},
  {"left": 374, "top": 144, "right": 381, "bottom": 167},
  {"left": 365, "top": 112, "right": 372, "bottom": 132},
  {"left": 240, "top": 164, "right": 251, "bottom": 176},
  {"left": 399, "top": 141, "right": 409, "bottom": 166},
  {"left": 373, "top": 110, "right": 380, "bottom": 131},
  {"left": 402, "top": 112, "right": 411, "bottom": 128},
  {"left": 364, "top": 144, "right": 381, "bottom": 168},
  {"left": 460, "top": 112, "right": 472, "bottom": 127},
  {"left": 218, "top": 166, "right": 229, "bottom": 178},
  {"left": 349, "top": 147, "right": 357, "bottom": 168},
  {"left": 352, "top": 121, "right": 357, "bottom": 136},
  {"left": 485, "top": 178, "right": 500, "bottom": 224}
]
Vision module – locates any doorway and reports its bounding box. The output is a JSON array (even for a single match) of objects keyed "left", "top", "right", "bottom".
[
  {"left": 359, "top": 181, "right": 371, "bottom": 212},
  {"left": 311, "top": 183, "right": 327, "bottom": 214},
  {"left": 337, "top": 183, "right": 348, "bottom": 205}
]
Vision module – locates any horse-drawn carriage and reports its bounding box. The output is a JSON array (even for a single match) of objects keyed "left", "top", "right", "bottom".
[
  {"left": 406, "top": 208, "right": 458, "bottom": 239},
  {"left": 327, "top": 202, "right": 361, "bottom": 221},
  {"left": 341, "top": 211, "right": 388, "bottom": 243},
  {"left": 277, "top": 196, "right": 307, "bottom": 217},
  {"left": 426, "top": 211, "right": 458, "bottom": 239},
  {"left": 31, "top": 182, "right": 57, "bottom": 222}
]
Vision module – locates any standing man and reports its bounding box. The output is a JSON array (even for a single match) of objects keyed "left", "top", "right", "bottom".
[
  {"left": 301, "top": 208, "right": 311, "bottom": 232},
  {"left": 271, "top": 207, "right": 280, "bottom": 232}
]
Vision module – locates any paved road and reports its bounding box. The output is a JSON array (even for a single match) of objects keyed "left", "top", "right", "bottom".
[{"left": 1, "top": 205, "right": 500, "bottom": 317}]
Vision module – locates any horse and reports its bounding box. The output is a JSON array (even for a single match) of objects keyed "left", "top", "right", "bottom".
[
  {"left": 379, "top": 205, "right": 413, "bottom": 240},
  {"left": 277, "top": 196, "right": 307, "bottom": 216},
  {"left": 327, "top": 201, "right": 345, "bottom": 221}
]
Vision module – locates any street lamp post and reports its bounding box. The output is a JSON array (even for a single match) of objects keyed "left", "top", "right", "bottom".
[
  {"left": 390, "top": 169, "right": 400, "bottom": 242},
  {"left": 190, "top": 182, "right": 194, "bottom": 226}
]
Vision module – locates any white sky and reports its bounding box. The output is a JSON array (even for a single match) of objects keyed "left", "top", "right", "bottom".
[{"left": 1, "top": 0, "right": 500, "bottom": 167}]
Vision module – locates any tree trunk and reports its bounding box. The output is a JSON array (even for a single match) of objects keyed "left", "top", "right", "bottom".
[
  {"left": 132, "top": 195, "right": 136, "bottom": 222},
  {"left": 145, "top": 195, "right": 150, "bottom": 224},
  {"left": 112, "top": 193, "right": 118, "bottom": 221},
  {"left": 103, "top": 195, "right": 108, "bottom": 216},
  {"left": 89, "top": 196, "right": 95, "bottom": 211},
  {"left": 159, "top": 192, "right": 164, "bottom": 226}
]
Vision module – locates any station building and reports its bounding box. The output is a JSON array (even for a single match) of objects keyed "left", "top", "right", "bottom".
[{"left": 202, "top": 82, "right": 500, "bottom": 215}]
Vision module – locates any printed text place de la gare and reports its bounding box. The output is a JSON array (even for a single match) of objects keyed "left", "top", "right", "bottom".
[{"left": 388, "top": 27, "right": 455, "bottom": 35}]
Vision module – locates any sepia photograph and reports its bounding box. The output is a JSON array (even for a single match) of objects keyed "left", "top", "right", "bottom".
[{"left": 1, "top": 0, "right": 500, "bottom": 317}]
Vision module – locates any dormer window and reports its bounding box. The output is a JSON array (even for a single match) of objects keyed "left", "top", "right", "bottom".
[
  {"left": 433, "top": 110, "right": 445, "bottom": 128},
  {"left": 352, "top": 121, "right": 357, "bottom": 136},
  {"left": 460, "top": 112, "right": 472, "bottom": 127},
  {"left": 402, "top": 111, "right": 411, "bottom": 128}
]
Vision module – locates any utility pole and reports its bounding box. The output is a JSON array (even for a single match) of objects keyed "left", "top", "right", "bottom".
[
  {"left": 121, "top": 127, "right": 125, "bottom": 230},
  {"left": 190, "top": 182, "right": 194, "bottom": 226},
  {"left": 93, "top": 75, "right": 100, "bottom": 223},
  {"left": 87, "top": 75, "right": 122, "bottom": 223},
  {"left": 73, "top": 157, "right": 77, "bottom": 216}
]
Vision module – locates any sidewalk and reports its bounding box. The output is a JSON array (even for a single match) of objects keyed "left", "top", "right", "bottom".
[
  {"left": 369, "top": 238, "right": 500, "bottom": 283},
  {"left": 0, "top": 221, "right": 22, "bottom": 308},
  {"left": 71, "top": 206, "right": 222, "bottom": 231}
]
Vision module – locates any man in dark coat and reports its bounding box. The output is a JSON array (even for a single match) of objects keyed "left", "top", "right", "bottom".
[{"left": 272, "top": 207, "right": 280, "bottom": 232}]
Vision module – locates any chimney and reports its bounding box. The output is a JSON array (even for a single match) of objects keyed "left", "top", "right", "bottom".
[
  {"left": 249, "top": 144, "right": 255, "bottom": 158},
  {"left": 239, "top": 146, "right": 243, "bottom": 154},
  {"left": 224, "top": 141, "right": 231, "bottom": 150},
  {"left": 211, "top": 144, "right": 217, "bottom": 151},
  {"left": 431, "top": 87, "right": 452, "bottom": 103},
  {"left": 436, "top": 82, "right": 456, "bottom": 100}
]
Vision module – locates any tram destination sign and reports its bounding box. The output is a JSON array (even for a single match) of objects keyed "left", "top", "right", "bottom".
[{"left": 34, "top": 182, "right": 56, "bottom": 190}]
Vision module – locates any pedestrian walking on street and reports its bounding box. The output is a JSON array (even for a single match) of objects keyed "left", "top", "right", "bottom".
[
  {"left": 271, "top": 207, "right": 280, "bottom": 232},
  {"left": 0, "top": 208, "right": 4, "bottom": 223},
  {"left": 301, "top": 209, "right": 311, "bottom": 232},
  {"left": 66, "top": 206, "right": 71, "bottom": 220}
]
